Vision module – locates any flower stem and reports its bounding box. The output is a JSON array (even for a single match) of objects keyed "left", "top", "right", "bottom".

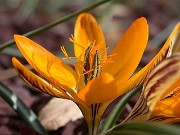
[
  {"left": 87, "top": 115, "right": 101, "bottom": 135},
  {"left": 85, "top": 104, "right": 105, "bottom": 135},
  {"left": 88, "top": 123, "right": 98, "bottom": 135},
  {"left": 0, "top": 0, "right": 112, "bottom": 52}
]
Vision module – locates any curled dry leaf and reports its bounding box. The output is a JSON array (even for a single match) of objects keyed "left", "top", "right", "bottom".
[{"left": 38, "top": 98, "right": 83, "bottom": 131}]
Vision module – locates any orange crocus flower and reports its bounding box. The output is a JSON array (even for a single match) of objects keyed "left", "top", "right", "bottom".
[{"left": 12, "top": 13, "right": 177, "bottom": 135}]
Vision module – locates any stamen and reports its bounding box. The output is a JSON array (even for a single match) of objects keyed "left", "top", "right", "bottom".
[
  {"left": 83, "top": 45, "right": 92, "bottom": 84},
  {"left": 90, "top": 51, "right": 102, "bottom": 79},
  {"left": 84, "top": 46, "right": 92, "bottom": 70}
]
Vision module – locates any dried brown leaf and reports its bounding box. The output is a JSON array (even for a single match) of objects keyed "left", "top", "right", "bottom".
[{"left": 38, "top": 98, "right": 83, "bottom": 131}]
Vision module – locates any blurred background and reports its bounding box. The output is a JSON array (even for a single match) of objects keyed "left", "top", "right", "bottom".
[{"left": 0, "top": 0, "right": 180, "bottom": 134}]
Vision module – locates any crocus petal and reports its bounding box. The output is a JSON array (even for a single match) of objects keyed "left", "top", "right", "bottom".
[
  {"left": 172, "top": 23, "right": 180, "bottom": 53},
  {"left": 124, "top": 54, "right": 180, "bottom": 122},
  {"left": 103, "top": 17, "right": 148, "bottom": 85},
  {"left": 77, "top": 73, "right": 118, "bottom": 104},
  {"left": 74, "top": 13, "right": 106, "bottom": 59},
  {"left": 144, "top": 54, "right": 180, "bottom": 112},
  {"left": 12, "top": 57, "right": 70, "bottom": 99},
  {"left": 115, "top": 22, "right": 180, "bottom": 96},
  {"left": 14, "top": 35, "right": 78, "bottom": 90},
  {"left": 150, "top": 94, "right": 180, "bottom": 123}
]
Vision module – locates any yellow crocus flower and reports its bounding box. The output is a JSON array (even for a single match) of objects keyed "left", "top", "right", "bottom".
[{"left": 12, "top": 13, "right": 177, "bottom": 135}]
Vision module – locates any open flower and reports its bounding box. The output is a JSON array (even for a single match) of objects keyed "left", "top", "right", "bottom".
[{"left": 12, "top": 13, "right": 176, "bottom": 135}]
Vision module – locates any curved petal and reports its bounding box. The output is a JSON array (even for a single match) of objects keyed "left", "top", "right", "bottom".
[
  {"left": 150, "top": 95, "right": 180, "bottom": 123},
  {"left": 12, "top": 57, "right": 71, "bottom": 99},
  {"left": 103, "top": 17, "right": 148, "bottom": 85},
  {"left": 124, "top": 55, "right": 180, "bottom": 122},
  {"left": 14, "top": 35, "right": 78, "bottom": 90},
  {"left": 172, "top": 23, "right": 180, "bottom": 53},
  {"left": 115, "top": 22, "right": 180, "bottom": 96},
  {"left": 74, "top": 13, "right": 106, "bottom": 59},
  {"left": 77, "top": 73, "right": 118, "bottom": 104},
  {"left": 144, "top": 55, "right": 180, "bottom": 112}
]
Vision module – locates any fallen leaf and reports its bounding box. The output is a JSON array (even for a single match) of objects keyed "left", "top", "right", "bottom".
[{"left": 38, "top": 98, "right": 83, "bottom": 131}]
